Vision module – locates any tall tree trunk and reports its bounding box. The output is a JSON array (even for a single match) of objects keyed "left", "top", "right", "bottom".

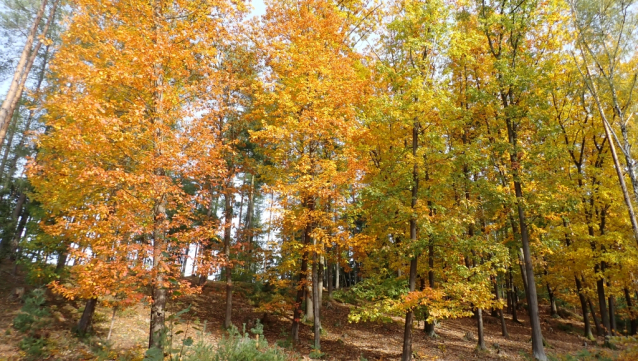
[
  {"left": 0, "top": 0, "right": 58, "bottom": 147},
  {"left": 608, "top": 295, "right": 616, "bottom": 335},
  {"left": 327, "top": 251, "right": 333, "bottom": 299},
  {"left": 575, "top": 276, "right": 593, "bottom": 339},
  {"left": 335, "top": 250, "right": 340, "bottom": 289},
  {"left": 624, "top": 288, "right": 638, "bottom": 336},
  {"left": 77, "top": 297, "right": 98, "bottom": 335},
  {"left": 223, "top": 190, "right": 233, "bottom": 329},
  {"left": 9, "top": 202, "right": 28, "bottom": 260},
  {"left": 0, "top": 0, "right": 48, "bottom": 138},
  {"left": 513, "top": 285, "right": 520, "bottom": 323},
  {"left": 596, "top": 265, "right": 611, "bottom": 336},
  {"left": 0, "top": 111, "right": 19, "bottom": 182},
  {"left": 424, "top": 243, "right": 436, "bottom": 336},
  {"left": 513, "top": 181, "right": 546, "bottom": 360},
  {"left": 2, "top": 192, "right": 26, "bottom": 260},
  {"left": 579, "top": 64, "right": 638, "bottom": 246},
  {"left": 292, "top": 199, "right": 312, "bottom": 343},
  {"left": 477, "top": 308, "right": 486, "bottom": 350},
  {"left": 401, "top": 120, "right": 419, "bottom": 361},
  {"left": 107, "top": 307, "right": 117, "bottom": 340},
  {"left": 312, "top": 248, "right": 321, "bottom": 350},
  {"left": 588, "top": 298, "right": 603, "bottom": 336},
  {"left": 245, "top": 174, "right": 255, "bottom": 273},
  {"left": 547, "top": 283, "right": 558, "bottom": 317},
  {"left": 149, "top": 208, "right": 168, "bottom": 350},
  {"left": 496, "top": 279, "right": 509, "bottom": 338}
]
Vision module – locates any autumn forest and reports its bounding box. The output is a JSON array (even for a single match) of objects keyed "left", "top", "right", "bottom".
[{"left": 0, "top": 0, "right": 638, "bottom": 360}]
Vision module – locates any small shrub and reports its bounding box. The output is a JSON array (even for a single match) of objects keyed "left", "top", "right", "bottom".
[
  {"left": 13, "top": 289, "right": 51, "bottom": 359},
  {"left": 184, "top": 322, "right": 289, "bottom": 361}
]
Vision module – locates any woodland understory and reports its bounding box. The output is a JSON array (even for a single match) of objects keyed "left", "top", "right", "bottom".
[{"left": 1, "top": 0, "right": 638, "bottom": 360}]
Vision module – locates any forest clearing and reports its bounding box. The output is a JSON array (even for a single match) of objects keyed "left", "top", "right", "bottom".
[{"left": 1, "top": 0, "right": 638, "bottom": 360}]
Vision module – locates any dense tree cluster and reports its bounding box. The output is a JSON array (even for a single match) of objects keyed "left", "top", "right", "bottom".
[{"left": 1, "top": 0, "right": 637, "bottom": 360}]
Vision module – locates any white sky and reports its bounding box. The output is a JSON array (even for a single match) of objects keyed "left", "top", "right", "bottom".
[{"left": 0, "top": 0, "right": 268, "bottom": 100}]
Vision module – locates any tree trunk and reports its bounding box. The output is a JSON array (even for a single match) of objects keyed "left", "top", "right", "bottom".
[
  {"left": 596, "top": 266, "right": 611, "bottom": 335},
  {"left": 2, "top": 192, "right": 27, "bottom": 259},
  {"left": 512, "top": 285, "right": 520, "bottom": 323},
  {"left": 547, "top": 283, "right": 558, "bottom": 317},
  {"left": 107, "top": 307, "right": 117, "bottom": 340},
  {"left": 223, "top": 190, "right": 233, "bottom": 329},
  {"left": 3, "top": 45, "right": 50, "bottom": 189},
  {"left": 608, "top": 295, "right": 616, "bottom": 335},
  {"left": 0, "top": 0, "right": 49, "bottom": 141},
  {"left": 496, "top": 279, "right": 509, "bottom": 338},
  {"left": 401, "top": 119, "right": 419, "bottom": 361},
  {"left": 514, "top": 188, "right": 546, "bottom": 360},
  {"left": 306, "top": 268, "right": 314, "bottom": 320},
  {"left": 77, "top": 297, "right": 98, "bottom": 335},
  {"left": 10, "top": 207, "right": 28, "bottom": 260},
  {"left": 245, "top": 174, "right": 255, "bottom": 273},
  {"left": 477, "top": 308, "right": 486, "bottom": 350},
  {"left": 312, "top": 249, "right": 321, "bottom": 351},
  {"left": 588, "top": 298, "right": 603, "bottom": 336},
  {"left": 624, "top": 288, "right": 637, "bottom": 336},
  {"left": 401, "top": 257, "right": 417, "bottom": 361},
  {"left": 0, "top": 111, "right": 19, "bottom": 182},
  {"left": 292, "top": 199, "right": 312, "bottom": 343},
  {"left": 575, "top": 276, "right": 593, "bottom": 339},
  {"left": 335, "top": 249, "right": 340, "bottom": 289},
  {"left": 327, "top": 254, "right": 333, "bottom": 299},
  {"left": 518, "top": 248, "right": 529, "bottom": 298},
  {"left": 424, "top": 243, "right": 436, "bottom": 337},
  {"left": 55, "top": 249, "right": 68, "bottom": 274}
]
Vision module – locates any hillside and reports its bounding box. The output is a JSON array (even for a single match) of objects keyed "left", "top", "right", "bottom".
[{"left": 1, "top": 261, "right": 635, "bottom": 361}]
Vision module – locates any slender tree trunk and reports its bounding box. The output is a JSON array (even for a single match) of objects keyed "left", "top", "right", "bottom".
[
  {"left": 335, "top": 251, "right": 340, "bottom": 289},
  {"left": 77, "top": 298, "right": 98, "bottom": 335},
  {"left": 0, "top": 112, "right": 19, "bottom": 182},
  {"left": 0, "top": 0, "right": 49, "bottom": 140},
  {"left": 547, "top": 283, "right": 558, "bottom": 317},
  {"left": 292, "top": 199, "right": 313, "bottom": 343},
  {"left": 401, "top": 120, "right": 419, "bottom": 361},
  {"left": 424, "top": 244, "right": 436, "bottom": 337},
  {"left": 588, "top": 298, "right": 603, "bottom": 336},
  {"left": 223, "top": 190, "right": 233, "bottom": 329},
  {"left": 596, "top": 265, "right": 611, "bottom": 335},
  {"left": 149, "top": 225, "right": 168, "bottom": 350},
  {"left": 306, "top": 268, "right": 314, "bottom": 320},
  {"left": 511, "top": 288, "right": 519, "bottom": 322},
  {"left": 624, "top": 288, "right": 637, "bottom": 335},
  {"left": 312, "top": 249, "right": 321, "bottom": 350},
  {"left": 107, "top": 307, "right": 117, "bottom": 340},
  {"left": 2, "top": 192, "right": 26, "bottom": 259},
  {"left": 191, "top": 242, "right": 198, "bottom": 276},
  {"left": 477, "top": 308, "right": 486, "bottom": 350},
  {"left": 514, "top": 187, "right": 546, "bottom": 360},
  {"left": 10, "top": 206, "right": 28, "bottom": 260},
  {"left": 518, "top": 248, "right": 529, "bottom": 298},
  {"left": 327, "top": 252, "right": 333, "bottom": 299},
  {"left": 608, "top": 295, "right": 616, "bottom": 334},
  {"left": 3, "top": 45, "right": 50, "bottom": 189},
  {"left": 575, "top": 276, "right": 593, "bottom": 339},
  {"left": 496, "top": 279, "right": 509, "bottom": 338},
  {"left": 507, "top": 268, "right": 512, "bottom": 314},
  {"left": 245, "top": 174, "right": 255, "bottom": 273}
]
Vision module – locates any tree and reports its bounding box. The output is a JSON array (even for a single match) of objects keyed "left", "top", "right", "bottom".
[
  {"left": 30, "top": 0, "right": 243, "bottom": 351},
  {"left": 252, "top": 0, "right": 371, "bottom": 350}
]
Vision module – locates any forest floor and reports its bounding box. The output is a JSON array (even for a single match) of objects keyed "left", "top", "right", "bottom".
[{"left": 0, "top": 261, "right": 634, "bottom": 361}]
